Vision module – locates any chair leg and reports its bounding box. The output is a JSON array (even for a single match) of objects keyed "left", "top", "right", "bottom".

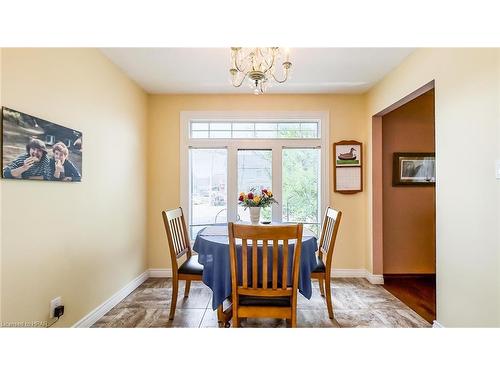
[
  {"left": 217, "top": 304, "right": 225, "bottom": 327},
  {"left": 184, "top": 280, "right": 191, "bottom": 298},
  {"left": 318, "top": 276, "right": 325, "bottom": 296},
  {"left": 169, "top": 277, "right": 179, "bottom": 320},
  {"left": 325, "top": 276, "right": 334, "bottom": 319},
  {"left": 291, "top": 311, "right": 297, "bottom": 328},
  {"left": 232, "top": 315, "right": 239, "bottom": 328}
]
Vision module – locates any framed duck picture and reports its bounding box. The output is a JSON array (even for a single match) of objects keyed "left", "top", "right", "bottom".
[
  {"left": 335, "top": 140, "right": 362, "bottom": 167},
  {"left": 334, "top": 140, "right": 363, "bottom": 194}
]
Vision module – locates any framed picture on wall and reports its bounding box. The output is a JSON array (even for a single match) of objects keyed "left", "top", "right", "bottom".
[
  {"left": 334, "top": 140, "right": 363, "bottom": 194},
  {"left": 393, "top": 152, "right": 435, "bottom": 186},
  {"left": 335, "top": 140, "right": 362, "bottom": 167},
  {"left": 2, "top": 107, "right": 83, "bottom": 182}
]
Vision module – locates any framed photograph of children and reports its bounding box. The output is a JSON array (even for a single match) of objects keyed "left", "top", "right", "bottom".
[
  {"left": 393, "top": 152, "right": 435, "bottom": 186},
  {"left": 2, "top": 107, "right": 82, "bottom": 182},
  {"left": 334, "top": 140, "right": 362, "bottom": 167}
]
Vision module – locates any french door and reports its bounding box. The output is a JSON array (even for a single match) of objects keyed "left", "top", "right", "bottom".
[{"left": 180, "top": 112, "right": 329, "bottom": 238}]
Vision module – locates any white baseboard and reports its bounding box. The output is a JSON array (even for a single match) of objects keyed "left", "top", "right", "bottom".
[
  {"left": 332, "top": 269, "right": 384, "bottom": 284},
  {"left": 148, "top": 268, "right": 172, "bottom": 278},
  {"left": 331, "top": 268, "right": 367, "bottom": 278},
  {"left": 432, "top": 320, "right": 444, "bottom": 328},
  {"left": 73, "top": 270, "right": 149, "bottom": 328}
]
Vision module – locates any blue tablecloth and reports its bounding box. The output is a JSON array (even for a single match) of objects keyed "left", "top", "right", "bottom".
[{"left": 193, "top": 225, "right": 319, "bottom": 310}]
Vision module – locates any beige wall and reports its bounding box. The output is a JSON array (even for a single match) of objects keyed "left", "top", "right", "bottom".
[
  {"left": 367, "top": 49, "right": 500, "bottom": 327},
  {"left": 0, "top": 47, "right": 3, "bottom": 323},
  {"left": 147, "top": 94, "right": 368, "bottom": 271},
  {"left": 0, "top": 49, "right": 148, "bottom": 327},
  {"left": 382, "top": 90, "right": 435, "bottom": 274}
]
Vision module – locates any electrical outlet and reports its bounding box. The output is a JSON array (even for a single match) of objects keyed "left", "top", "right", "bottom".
[{"left": 49, "top": 297, "right": 62, "bottom": 319}]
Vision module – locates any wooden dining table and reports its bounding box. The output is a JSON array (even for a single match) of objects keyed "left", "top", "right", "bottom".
[{"left": 192, "top": 223, "right": 319, "bottom": 326}]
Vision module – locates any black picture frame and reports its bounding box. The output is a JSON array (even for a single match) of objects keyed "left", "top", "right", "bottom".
[{"left": 393, "top": 152, "right": 435, "bottom": 186}]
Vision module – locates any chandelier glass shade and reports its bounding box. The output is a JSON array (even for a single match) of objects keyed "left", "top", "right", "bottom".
[{"left": 229, "top": 47, "right": 292, "bottom": 95}]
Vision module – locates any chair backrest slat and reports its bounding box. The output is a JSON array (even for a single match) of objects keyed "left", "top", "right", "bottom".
[
  {"left": 228, "top": 223, "right": 303, "bottom": 298},
  {"left": 172, "top": 218, "right": 181, "bottom": 254},
  {"left": 323, "top": 218, "right": 334, "bottom": 252},
  {"left": 175, "top": 218, "right": 185, "bottom": 254},
  {"left": 162, "top": 207, "right": 192, "bottom": 270},
  {"left": 242, "top": 239, "right": 248, "bottom": 288},
  {"left": 272, "top": 239, "right": 279, "bottom": 290},
  {"left": 177, "top": 217, "right": 187, "bottom": 250},
  {"left": 318, "top": 207, "right": 342, "bottom": 270},
  {"left": 262, "top": 240, "right": 268, "bottom": 289},
  {"left": 252, "top": 240, "right": 258, "bottom": 289},
  {"left": 282, "top": 239, "right": 288, "bottom": 290}
]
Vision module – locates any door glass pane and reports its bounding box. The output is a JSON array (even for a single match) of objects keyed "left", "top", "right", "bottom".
[
  {"left": 237, "top": 150, "right": 272, "bottom": 223},
  {"left": 282, "top": 148, "right": 320, "bottom": 235},
  {"left": 190, "top": 149, "right": 227, "bottom": 238}
]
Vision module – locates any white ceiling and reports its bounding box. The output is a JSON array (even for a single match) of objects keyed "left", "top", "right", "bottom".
[{"left": 100, "top": 48, "right": 415, "bottom": 94}]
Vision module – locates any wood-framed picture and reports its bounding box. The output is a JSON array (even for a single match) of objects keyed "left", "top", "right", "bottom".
[
  {"left": 335, "top": 140, "right": 362, "bottom": 167},
  {"left": 392, "top": 152, "right": 435, "bottom": 186},
  {"left": 334, "top": 140, "right": 363, "bottom": 194}
]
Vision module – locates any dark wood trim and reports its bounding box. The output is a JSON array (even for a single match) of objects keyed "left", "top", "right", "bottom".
[{"left": 333, "top": 140, "right": 363, "bottom": 194}]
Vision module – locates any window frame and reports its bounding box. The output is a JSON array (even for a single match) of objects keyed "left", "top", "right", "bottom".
[
  {"left": 189, "top": 120, "right": 320, "bottom": 139},
  {"left": 180, "top": 111, "right": 330, "bottom": 233}
]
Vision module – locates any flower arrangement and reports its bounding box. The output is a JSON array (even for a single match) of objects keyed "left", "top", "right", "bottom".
[{"left": 238, "top": 187, "right": 278, "bottom": 208}]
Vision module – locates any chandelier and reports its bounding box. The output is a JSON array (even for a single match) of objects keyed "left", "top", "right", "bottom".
[{"left": 229, "top": 47, "right": 292, "bottom": 95}]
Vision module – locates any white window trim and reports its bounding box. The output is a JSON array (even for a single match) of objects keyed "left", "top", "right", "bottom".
[{"left": 180, "top": 110, "right": 330, "bottom": 230}]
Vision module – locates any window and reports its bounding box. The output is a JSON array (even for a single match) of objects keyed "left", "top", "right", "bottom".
[
  {"left": 190, "top": 121, "right": 319, "bottom": 139},
  {"left": 238, "top": 150, "right": 272, "bottom": 223},
  {"left": 181, "top": 112, "right": 329, "bottom": 237},
  {"left": 45, "top": 135, "right": 55, "bottom": 145},
  {"left": 189, "top": 149, "right": 227, "bottom": 238},
  {"left": 282, "top": 148, "right": 321, "bottom": 234}
]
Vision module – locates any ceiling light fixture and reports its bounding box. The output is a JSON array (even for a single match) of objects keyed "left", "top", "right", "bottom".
[{"left": 229, "top": 47, "right": 292, "bottom": 95}]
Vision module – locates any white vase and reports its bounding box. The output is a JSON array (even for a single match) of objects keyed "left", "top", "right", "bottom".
[{"left": 249, "top": 207, "right": 261, "bottom": 225}]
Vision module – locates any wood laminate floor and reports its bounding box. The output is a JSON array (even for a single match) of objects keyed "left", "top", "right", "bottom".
[
  {"left": 382, "top": 274, "right": 436, "bottom": 324},
  {"left": 92, "top": 277, "right": 430, "bottom": 328}
]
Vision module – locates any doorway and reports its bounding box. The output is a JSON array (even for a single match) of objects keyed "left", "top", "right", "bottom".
[{"left": 372, "top": 83, "right": 436, "bottom": 324}]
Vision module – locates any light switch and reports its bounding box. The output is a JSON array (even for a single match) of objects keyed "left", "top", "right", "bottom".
[{"left": 496, "top": 160, "right": 500, "bottom": 179}]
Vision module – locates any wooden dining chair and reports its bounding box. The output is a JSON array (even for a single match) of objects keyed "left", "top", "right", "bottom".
[
  {"left": 162, "top": 207, "right": 203, "bottom": 320},
  {"left": 311, "top": 207, "right": 342, "bottom": 319},
  {"left": 228, "top": 222, "right": 303, "bottom": 328}
]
